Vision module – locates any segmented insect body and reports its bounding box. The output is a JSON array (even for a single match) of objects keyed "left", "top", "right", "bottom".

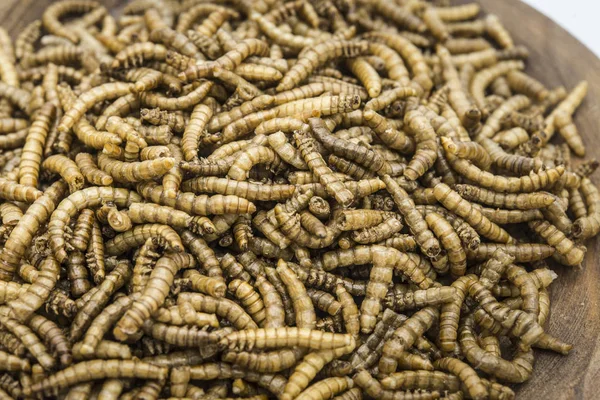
[
  {"left": 0, "top": 181, "right": 68, "bottom": 280},
  {"left": 383, "top": 175, "right": 441, "bottom": 258},
  {"left": 0, "top": 3, "right": 597, "bottom": 398},
  {"left": 379, "top": 307, "right": 439, "bottom": 374},
  {"left": 277, "top": 259, "right": 316, "bottom": 329},
  {"left": 114, "top": 252, "right": 195, "bottom": 340},
  {"left": 19, "top": 103, "right": 56, "bottom": 188},
  {"left": 295, "top": 128, "right": 354, "bottom": 208}
]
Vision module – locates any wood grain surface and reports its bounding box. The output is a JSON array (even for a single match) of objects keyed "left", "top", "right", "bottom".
[{"left": 1, "top": 0, "right": 599, "bottom": 399}]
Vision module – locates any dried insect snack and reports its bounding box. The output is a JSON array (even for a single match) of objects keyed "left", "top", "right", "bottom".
[{"left": 0, "top": 0, "right": 595, "bottom": 398}]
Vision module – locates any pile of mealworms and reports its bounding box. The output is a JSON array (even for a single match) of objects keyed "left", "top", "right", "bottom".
[{"left": 0, "top": 0, "right": 596, "bottom": 398}]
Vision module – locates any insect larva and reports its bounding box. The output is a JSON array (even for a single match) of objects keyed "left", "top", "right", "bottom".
[
  {"left": 97, "top": 153, "right": 175, "bottom": 183},
  {"left": 45, "top": 287, "right": 77, "bottom": 320},
  {"left": 181, "top": 103, "right": 213, "bottom": 162},
  {"left": 18, "top": 102, "right": 56, "bottom": 188},
  {"left": 6, "top": 255, "right": 60, "bottom": 326},
  {"left": 247, "top": 236, "right": 294, "bottom": 261},
  {"left": 395, "top": 351, "right": 435, "bottom": 371},
  {"left": 307, "top": 288, "right": 342, "bottom": 316},
  {"left": 105, "top": 223, "right": 182, "bottom": 256},
  {"left": 459, "top": 316, "right": 533, "bottom": 383},
  {"left": 469, "top": 279, "right": 544, "bottom": 349},
  {"left": 477, "top": 95, "right": 531, "bottom": 141},
  {"left": 0, "top": 176, "right": 43, "bottom": 203},
  {"left": 529, "top": 220, "right": 586, "bottom": 267},
  {"left": 77, "top": 294, "right": 138, "bottom": 357},
  {"left": 471, "top": 62, "right": 525, "bottom": 111},
  {"left": 219, "top": 327, "right": 354, "bottom": 352},
  {"left": 295, "top": 128, "right": 354, "bottom": 208},
  {"left": 227, "top": 146, "right": 283, "bottom": 181},
  {"left": 139, "top": 145, "right": 171, "bottom": 161},
  {"left": 0, "top": 373, "right": 22, "bottom": 399},
  {"left": 42, "top": 0, "right": 100, "bottom": 44},
  {"left": 251, "top": 275, "right": 285, "bottom": 329},
  {"left": 265, "top": 131, "right": 307, "bottom": 169},
  {"left": 371, "top": 0, "right": 426, "bottom": 32},
  {"left": 308, "top": 196, "right": 331, "bottom": 220},
  {"left": 347, "top": 57, "right": 382, "bottom": 98},
  {"left": 231, "top": 214, "right": 252, "bottom": 250},
  {"left": 277, "top": 259, "right": 316, "bottom": 329},
  {"left": 0, "top": 180, "right": 67, "bottom": 280},
  {"left": 15, "top": 19, "right": 40, "bottom": 61},
  {"left": 178, "top": 292, "right": 258, "bottom": 330},
  {"left": 180, "top": 229, "right": 223, "bottom": 280},
  {"left": 276, "top": 40, "right": 369, "bottom": 92},
  {"left": 0, "top": 349, "right": 30, "bottom": 372},
  {"left": 310, "top": 117, "right": 391, "bottom": 176},
  {"left": 354, "top": 369, "right": 442, "bottom": 400},
  {"left": 64, "top": 382, "right": 94, "bottom": 400},
  {"left": 434, "top": 183, "right": 515, "bottom": 243},
  {"left": 454, "top": 184, "right": 554, "bottom": 210},
  {"left": 493, "top": 127, "right": 529, "bottom": 150},
  {"left": 476, "top": 249, "right": 514, "bottom": 292},
  {"left": 424, "top": 211, "right": 466, "bottom": 276},
  {"left": 438, "top": 275, "right": 477, "bottom": 353},
  {"left": 351, "top": 217, "right": 404, "bottom": 245},
  {"left": 23, "top": 359, "right": 168, "bottom": 397},
  {"left": 142, "top": 319, "right": 222, "bottom": 348},
  {"left": 289, "top": 261, "right": 368, "bottom": 297},
  {"left": 252, "top": 11, "right": 315, "bottom": 50},
  {"left": 274, "top": 204, "right": 341, "bottom": 249},
  {"left": 379, "top": 306, "right": 439, "bottom": 374},
  {"left": 0, "top": 325, "right": 27, "bottom": 357},
  {"left": 324, "top": 244, "right": 433, "bottom": 332},
  {"left": 209, "top": 95, "right": 274, "bottom": 135},
  {"left": 157, "top": 142, "right": 183, "bottom": 200},
  {"left": 184, "top": 269, "right": 226, "bottom": 298},
  {"left": 179, "top": 5, "right": 236, "bottom": 35},
  {"left": 295, "top": 376, "right": 354, "bottom": 400},
  {"left": 179, "top": 38, "right": 268, "bottom": 81},
  {"left": 75, "top": 153, "right": 113, "bottom": 186},
  {"left": 421, "top": 6, "right": 449, "bottom": 42},
  {"left": 229, "top": 279, "right": 267, "bottom": 327},
  {"left": 58, "top": 82, "right": 133, "bottom": 134},
  {"left": 222, "top": 347, "right": 305, "bottom": 374},
  {"left": 96, "top": 378, "right": 126, "bottom": 400},
  {"left": 433, "top": 357, "right": 488, "bottom": 400},
  {"left": 141, "top": 79, "right": 215, "bottom": 111},
  {"left": 113, "top": 252, "right": 194, "bottom": 341},
  {"left": 298, "top": 210, "right": 328, "bottom": 239},
  {"left": 383, "top": 175, "right": 441, "bottom": 257},
  {"left": 220, "top": 253, "right": 251, "bottom": 283},
  {"left": 0, "top": 315, "right": 54, "bottom": 371},
  {"left": 223, "top": 94, "right": 360, "bottom": 144},
  {"left": 69, "top": 261, "right": 131, "bottom": 342},
  {"left": 42, "top": 154, "right": 85, "bottom": 193},
  {"left": 136, "top": 181, "right": 257, "bottom": 216},
  {"left": 485, "top": 13, "right": 514, "bottom": 48},
  {"left": 481, "top": 138, "right": 545, "bottom": 175},
  {"left": 383, "top": 286, "right": 456, "bottom": 312},
  {"left": 506, "top": 265, "right": 540, "bottom": 316},
  {"left": 128, "top": 202, "right": 192, "bottom": 229},
  {"left": 28, "top": 313, "right": 71, "bottom": 368},
  {"left": 336, "top": 209, "right": 392, "bottom": 232},
  {"left": 328, "top": 155, "right": 375, "bottom": 181},
  {"left": 380, "top": 370, "right": 461, "bottom": 392},
  {"left": 572, "top": 177, "right": 600, "bottom": 240},
  {"left": 441, "top": 137, "right": 491, "bottom": 171}
]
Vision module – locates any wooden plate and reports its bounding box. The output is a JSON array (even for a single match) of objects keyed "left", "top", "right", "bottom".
[{"left": 1, "top": 0, "right": 598, "bottom": 398}]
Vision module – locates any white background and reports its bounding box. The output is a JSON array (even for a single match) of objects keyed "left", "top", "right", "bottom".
[{"left": 521, "top": 0, "right": 600, "bottom": 57}]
